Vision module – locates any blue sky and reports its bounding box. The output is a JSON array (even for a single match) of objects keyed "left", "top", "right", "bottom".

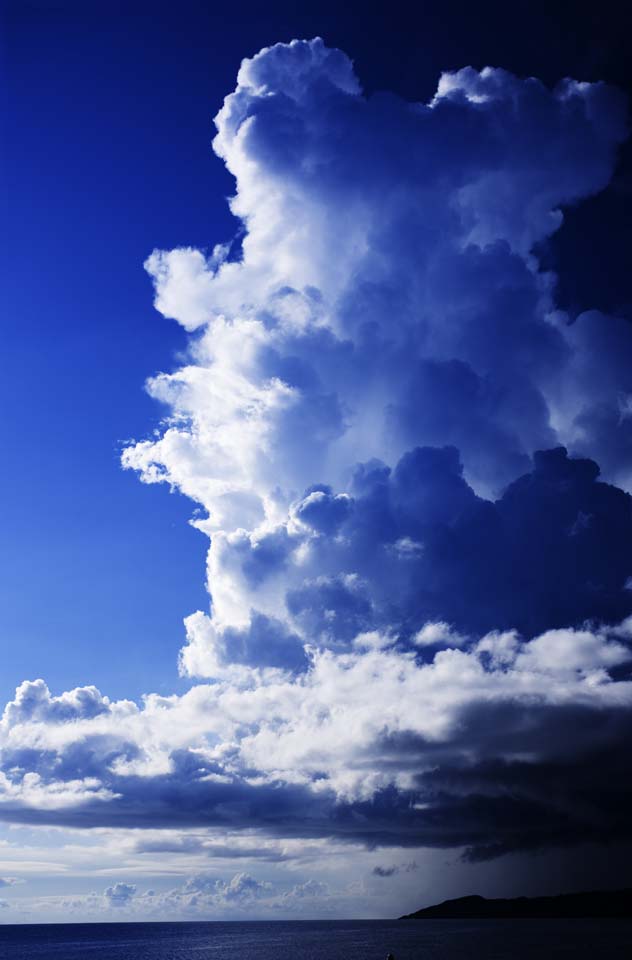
[{"left": 1, "top": 0, "right": 632, "bottom": 923}]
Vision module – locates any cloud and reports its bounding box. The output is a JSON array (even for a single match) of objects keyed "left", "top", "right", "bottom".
[
  {"left": 372, "top": 862, "right": 417, "bottom": 878},
  {"left": 3, "top": 680, "right": 112, "bottom": 725},
  {"left": 184, "top": 872, "right": 270, "bottom": 904},
  {"left": 125, "top": 39, "right": 627, "bottom": 515},
  {"left": 414, "top": 623, "right": 468, "bottom": 649},
  {"left": 172, "top": 445, "right": 632, "bottom": 671},
  {"left": 373, "top": 865, "right": 397, "bottom": 877},
  {"left": 114, "top": 872, "right": 333, "bottom": 919},
  {"left": 2, "top": 38, "right": 632, "bottom": 871},
  {"left": 104, "top": 882, "right": 136, "bottom": 907},
  {"left": 0, "top": 868, "right": 346, "bottom": 919},
  {"left": 121, "top": 39, "right": 631, "bottom": 668},
  {"left": 0, "top": 615, "right": 630, "bottom": 861},
  {"left": 0, "top": 877, "right": 23, "bottom": 887},
  {"left": 276, "top": 878, "right": 333, "bottom": 912},
  {"left": 131, "top": 834, "right": 290, "bottom": 862}
]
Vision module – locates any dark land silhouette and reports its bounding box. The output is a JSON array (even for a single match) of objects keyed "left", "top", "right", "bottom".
[{"left": 400, "top": 889, "right": 632, "bottom": 920}]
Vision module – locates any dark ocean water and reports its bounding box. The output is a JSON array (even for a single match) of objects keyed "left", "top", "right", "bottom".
[{"left": 0, "top": 919, "right": 631, "bottom": 960}]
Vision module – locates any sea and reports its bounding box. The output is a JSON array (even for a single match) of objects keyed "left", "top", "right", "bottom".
[{"left": 1, "top": 919, "right": 631, "bottom": 960}]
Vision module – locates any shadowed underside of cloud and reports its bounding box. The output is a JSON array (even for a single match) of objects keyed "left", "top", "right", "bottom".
[
  {"left": 1, "top": 616, "right": 631, "bottom": 860},
  {"left": 3, "top": 38, "right": 632, "bottom": 863}
]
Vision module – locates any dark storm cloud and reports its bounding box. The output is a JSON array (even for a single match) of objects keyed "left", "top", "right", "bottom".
[{"left": 224, "top": 445, "right": 632, "bottom": 650}]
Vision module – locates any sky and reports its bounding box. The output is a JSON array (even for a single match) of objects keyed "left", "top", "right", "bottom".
[{"left": 1, "top": 0, "right": 632, "bottom": 923}]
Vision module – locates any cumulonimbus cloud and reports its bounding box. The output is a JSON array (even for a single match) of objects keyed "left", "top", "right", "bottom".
[{"left": 2, "top": 38, "right": 632, "bottom": 862}]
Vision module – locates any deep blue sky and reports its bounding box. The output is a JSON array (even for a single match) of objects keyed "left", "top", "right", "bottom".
[{"left": 1, "top": 0, "right": 630, "bottom": 703}]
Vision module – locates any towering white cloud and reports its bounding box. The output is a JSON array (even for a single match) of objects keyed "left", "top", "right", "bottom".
[
  {"left": 2, "top": 39, "right": 632, "bottom": 869},
  {"left": 123, "top": 37, "right": 629, "bottom": 673}
]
